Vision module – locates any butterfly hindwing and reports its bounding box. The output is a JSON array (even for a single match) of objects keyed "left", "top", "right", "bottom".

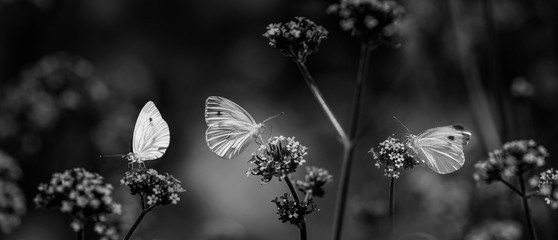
[
  {"left": 410, "top": 125, "right": 471, "bottom": 174},
  {"left": 205, "top": 96, "right": 261, "bottom": 159},
  {"left": 132, "top": 101, "right": 170, "bottom": 161},
  {"left": 415, "top": 138, "right": 465, "bottom": 174},
  {"left": 205, "top": 122, "right": 255, "bottom": 159}
]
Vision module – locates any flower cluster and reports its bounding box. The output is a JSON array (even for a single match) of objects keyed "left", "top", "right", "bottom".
[
  {"left": 34, "top": 168, "right": 121, "bottom": 233},
  {"left": 247, "top": 136, "right": 308, "bottom": 184},
  {"left": 530, "top": 168, "right": 558, "bottom": 209},
  {"left": 271, "top": 193, "right": 315, "bottom": 229},
  {"left": 465, "top": 220, "right": 522, "bottom": 240},
  {"left": 327, "top": 0, "right": 405, "bottom": 44},
  {"left": 296, "top": 166, "right": 333, "bottom": 198},
  {"left": 473, "top": 140, "right": 548, "bottom": 184},
  {"left": 121, "top": 168, "right": 186, "bottom": 208},
  {"left": 370, "top": 136, "right": 420, "bottom": 179},
  {"left": 0, "top": 150, "right": 26, "bottom": 234},
  {"left": 263, "top": 17, "right": 328, "bottom": 63}
]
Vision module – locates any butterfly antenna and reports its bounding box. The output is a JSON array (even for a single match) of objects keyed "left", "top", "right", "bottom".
[
  {"left": 99, "top": 154, "right": 124, "bottom": 159},
  {"left": 393, "top": 116, "right": 411, "bottom": 133},
  {"left": 262, "top": 112, "right": 284, "bottom": 124}
]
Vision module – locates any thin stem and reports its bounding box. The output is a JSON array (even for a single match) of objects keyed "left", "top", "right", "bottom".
[
  {"left": 285, "top": 177, "right": 307, "bottom": 240},
  {"left": 123, "top": 195, "right": 157, "bottom": 240},
  {"left": 123, "top": 210, "right": 148, "bottom": 240},
  {"left": 332, "top": 43, "right": 372, "bottom": 240},
  {"left": 519, "top": 173, "right": 538, "bottom": 240},
  {"left": 389, "top": 177, "right": 395, "bottom": 237},
  {"left": 349, "top": 44, "right": 372, "bottom": 139},
  {"left": 292, "top": 59, "right": 349, "bottom": 144},
  {"left": 498, "top": 178, "right": 522, "bottom": 196},
  {"left": 77, "top": 223, "right": 84, "bottom": 240}
]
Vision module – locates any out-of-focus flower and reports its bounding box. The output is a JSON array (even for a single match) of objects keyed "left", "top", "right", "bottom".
[
  {"left": 247, "top": 136, "right": 308, "bottom": 184},
  {"left": 370, "top": 136, "right": 420, "bottom": 179},
  {"left": 408, "top": 173, "right": 472, "bottom": 238},
  {"left": 271, "top": 193, "right": 315, "bottom": 229},
  {"left": 296, "top": 166, "right": 333, "bottom": 198},
  {"left": 351, "top": 195, "right": 389, "bottom": 227},
  {"left": 327, "top": 0, "right": 405, "bottom": 45},
  {"left": 121, "top": 168, "right": 186, "bottom": 208},
  {"left": 0, "top": 151, "right": 22, "bottom": 181},
  {"left": 530, "top": 168, "right": 558, "bottom": 209},
  {"left": 0, "top": 150, "right": 26, "bottom": 234},
  {"left": 0, "top": 52, "right": 111, "bottom": 155},
  {"left": 473, "top": 140, "right": 548, "bottom": 184},
  {"left": 465, "top": 220, "right": 522, "bottom": 240},
  {"left": 0, "top": 181, "right": 26, "bottom": 234},
  {"left": 34, "top": 168, "right": 121, "bottom": 233},
  {"left": 510, "top": 77, "right": 535, "bottom": 98},
  {"left": 263, "top": 17, "right": 328, "bottom": 63}
]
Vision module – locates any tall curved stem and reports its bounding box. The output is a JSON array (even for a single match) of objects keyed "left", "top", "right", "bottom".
[{"left": 332, "top": 44, "right": 372, "bottom": 240}]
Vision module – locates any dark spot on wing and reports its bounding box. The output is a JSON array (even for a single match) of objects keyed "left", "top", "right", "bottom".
[
  {"left": 452, "top": 125, "right": 465, "bottom": 130},
  {"left": 448, "top": 135, "right": 455, "bottom": 140},
  {"left": 149, "top": 117, "right": 153, "bottom": 122}
]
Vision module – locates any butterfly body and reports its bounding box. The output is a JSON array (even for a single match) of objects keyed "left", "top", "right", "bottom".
[
  {"left": 405, "top": 125, "right": 471, "bottom": 174},
  {"left": 205, "top": 96, "right": 268, "bottom": 159},
  {"left": 126, "top": 101, "right": 170, "bottom": 163}
]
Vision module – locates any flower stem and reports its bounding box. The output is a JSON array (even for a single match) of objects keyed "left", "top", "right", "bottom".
[
  {"left": 123, "top": 210, "right": 148, "bottom": 240},
  {"left": 332, "top": 43, "right": 372, "bottom": 240},
  {"left": 123, "top": 196, "right": 158, "bottom": 240},
  {"left": 285, "top": 177, "right": 307, "bottom": 240},
  {"left": 498, "top": 178, "right": 522, "bottom": 196},
  {"left": 389, "top": 177, "right": 395, "bottom": 237},
  {"left": 519, "top": 172, "right": 538, "bottom": 240},
  {"left": 292, "top": 59, "right": 349, "bottom": 144},
  {"left": 77, "top": 226, "right": 84, "bottom": 240}
]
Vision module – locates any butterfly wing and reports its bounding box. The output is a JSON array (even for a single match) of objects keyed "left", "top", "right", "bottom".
[
  {"left": 205, "top": 96, "right": 260, "bottom": 159},
  {"left": 412, "top": 125, "right": 472, "bottom": 174},
  {"left": 132, "top": 101, "right": 170, "bottom": 162}
]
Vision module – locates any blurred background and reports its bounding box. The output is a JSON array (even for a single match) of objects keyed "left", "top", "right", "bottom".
[{"left": 1, "top": 0, "right": 558, "bottom": 239}]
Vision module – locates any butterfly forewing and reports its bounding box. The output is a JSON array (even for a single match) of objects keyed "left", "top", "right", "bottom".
[
  {"left": 205, "top": 96, "right": 257, "bottom": 126},
  {"left": 418, "top": 125, "right": 471, "bottom": 146},
  {"left": 205, "top": 96, "right": 262, "bottom": 159},
  {"left": 132, "top": 101, "right": 170, "bottom": 161}
]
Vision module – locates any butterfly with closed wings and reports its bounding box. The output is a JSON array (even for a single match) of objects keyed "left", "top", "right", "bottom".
[
  {"left": 405, "top": 125, "right": 472, "bottom": 174},
  {"left": 205, "top": 96, "right": 282, "bottom": 159},
  {"left": 114, "top": 101, "right": 170, "bottom": 169}
]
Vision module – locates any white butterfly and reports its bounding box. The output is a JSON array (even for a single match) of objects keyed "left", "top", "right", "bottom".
[
  {"left": 205, "top": 96, "right": 280, "bottom": 159},
  {"left": 405, "top": 125, "right": 472, "bottom": 174},
  {"left": 124, "top": 101, "right": 170, "bottom": 164}
]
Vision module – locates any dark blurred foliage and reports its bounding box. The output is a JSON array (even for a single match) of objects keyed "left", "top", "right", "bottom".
[{"left": 0, "top": 0, "right": 558, "bottom": 239}]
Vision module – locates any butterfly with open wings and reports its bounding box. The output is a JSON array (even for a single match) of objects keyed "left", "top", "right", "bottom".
[
  {"left": 405, "top": 125, "right": 472, "bottom": 174},
  {"left": 205, "top": 96, "right": 281, "bottom": 159}
]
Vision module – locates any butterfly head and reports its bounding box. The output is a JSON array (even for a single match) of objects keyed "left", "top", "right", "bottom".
[
  {"left": 452, "top": 125, "right": 472, "bottom": 145},
  {"left": 404, "top": 133, "right": 419, "bottom": 155},
  {"left": 125, "top": 152, "right": 140, "bottom": 163}
]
